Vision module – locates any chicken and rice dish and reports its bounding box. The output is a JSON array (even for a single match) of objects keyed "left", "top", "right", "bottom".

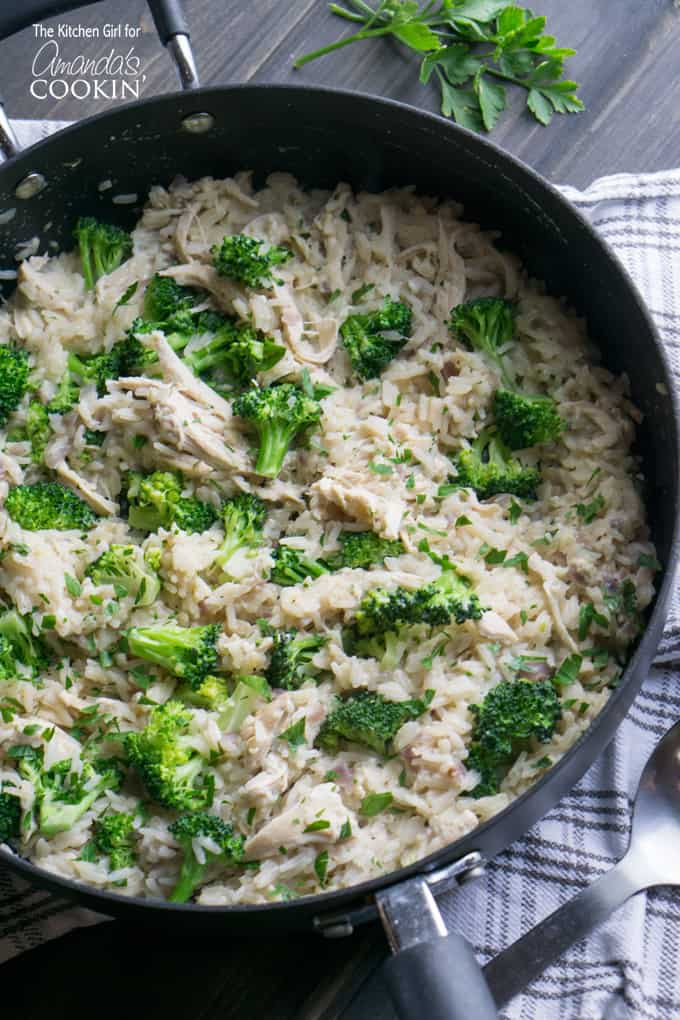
[{"left": 0, "top": 172, "right": 656, "bottom": 904}]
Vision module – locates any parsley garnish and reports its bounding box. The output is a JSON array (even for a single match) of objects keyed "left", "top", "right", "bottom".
[
  {"left": 508, "top": 500, "right": 522, "bottom": 524},
  {"left": 360, "top": 792, "right": 394, "bottom": 816},
  {"left": 576, "top": 494, "right": 605, "bottom": 524},
  {"left": 64, "top": 574, "right": 81, "bottom": 598},
  {"left": 304, "top": 819, "right": 331, "bottom": 833},
  {"left": 553, "top": 653, "right": 582, "bottom": 688},
  {"left": 578, "top": 602, "right": 609, "bottom": 642},
  {"left": 315, "top": 850, "right": 329, "bottom": 886},
  {"left": 295, "top": 2, "right": 583, "bottom": 133},
  {"left": 113, "top": 280, "right": 138, "bottom": 313},
  {"left": 350, "top": 282, "right": 375, "bottom": 303},
  {"left": 279, "top": 717, "right": 307, "bottom": 748}
]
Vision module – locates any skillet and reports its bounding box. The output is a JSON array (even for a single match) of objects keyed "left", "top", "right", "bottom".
[{"left": 0, "top": 2, "right": 678, "bottom": 1016}]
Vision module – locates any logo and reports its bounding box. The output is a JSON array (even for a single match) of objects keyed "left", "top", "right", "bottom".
[{"left": 30, "top": 22, "right": 148, "bottom": 101}]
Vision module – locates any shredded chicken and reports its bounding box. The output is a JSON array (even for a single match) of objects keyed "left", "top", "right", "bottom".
[
  {"left": 0, "top": 450, "right": 24, "bottom": 485},
  {"left": 271, "top": 283, "right": 304, "bottom": 349},
  {"left": 528, "top": 552, "right": 578, "bottom": 651},
  {"left": 434, "top": 216, "right": 466, "bottom": 320},
  {"left": 173, "top": 202, "right": 201, "bottom": 263},
  {"left": 160, "top": 263, "right": 240, "bottom": 314},
  {"left": 54, "top": 460, "right": 118, "bottom": 516},
  {"left": 478, "top": 610, "right": 517, "bottom": 644},
  {"left": 17, "top": 258, "right": 80, "bottom": 314},
  {"left": 314, "top": 473, "right": 406, "bottom": 539},
  {"left": 115, "top": 376, "right": 249, "bottom": 474},
  {"left": 244, "top": 782, "right": 348, "bottom": 859},
  {"left": 151, "top": 332, "right": 233, "bottom": 422}
]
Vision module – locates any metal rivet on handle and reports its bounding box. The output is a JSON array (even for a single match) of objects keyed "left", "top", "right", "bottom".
[
  {"left": 15, "top": 172, "right": 47, "bottom": 199},
  {"left": 181, "top": 112, "right": 215, "bottom": 135}
]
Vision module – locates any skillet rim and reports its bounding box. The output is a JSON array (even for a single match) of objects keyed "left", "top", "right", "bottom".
[{"left": 0, "top": 81, "right": 678, "bottom": 925}]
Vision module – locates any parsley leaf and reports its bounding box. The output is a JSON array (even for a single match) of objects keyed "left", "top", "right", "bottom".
[
  {"left": 315, "top": 849, "right": 330, "bottom": 886},
  {"left": 578, "top": 602, "right": 609, "bottom": 642},
  {"left": 553, "top": 653, "right": 582, "bottom": 688},
  {"left": 576, "top": 494, "right": 605, "bottom": 524},
  {"left": 279, "top": 717, "right": 307, "bottom": 748},
  {"left": 360, "top": 791, "right": 394, "bottom": 816}
]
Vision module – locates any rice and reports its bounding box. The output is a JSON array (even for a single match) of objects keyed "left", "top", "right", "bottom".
[{"left": 0, "top": 171, "right": 656, "bottom": 904}]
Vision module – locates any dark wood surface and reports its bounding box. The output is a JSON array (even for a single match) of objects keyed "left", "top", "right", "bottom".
[{"left": 1, "top": 2, "right": 680, "bottom": 1018}]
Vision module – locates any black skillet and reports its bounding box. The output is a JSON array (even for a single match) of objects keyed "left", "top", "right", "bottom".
[{"left": 0, "top": 3, "right": 678, "bottom": 1018}]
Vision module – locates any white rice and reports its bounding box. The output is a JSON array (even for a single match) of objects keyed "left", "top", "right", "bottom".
[{"left": 0, "top": 171, "right": 656, "bottom": 904}]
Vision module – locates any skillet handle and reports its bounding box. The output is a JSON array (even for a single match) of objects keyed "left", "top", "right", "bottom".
[
  {"left": 0, "top": 1, "right": 104, "bottom": 42},
  {"left": 383, "top": 933, "right": 499, "bottom": 1020},
  {"left": 147, "top": 0, "right": 189, "bottom": 44},
  {"left": 376, "top": 875, "right": 498, "bottom": 1020}
]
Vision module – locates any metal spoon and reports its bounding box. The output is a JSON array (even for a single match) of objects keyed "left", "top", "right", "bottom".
[{"left": 484, "top": 717, "right": 680, "bottom": 1009}]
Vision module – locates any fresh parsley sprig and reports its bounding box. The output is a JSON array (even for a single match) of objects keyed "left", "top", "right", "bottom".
[{"left": 294, "top": 1, "right": 583, "bottom": 133}]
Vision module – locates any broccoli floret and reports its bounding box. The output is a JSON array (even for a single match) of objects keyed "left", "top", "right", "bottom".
[
  {"left": 127, "top": 623, "right": 220, "bottom": 689},
  {"left": 5, "top": 482, "right": 98, "bottom": 531},
  {"left": 0, "top": 791, "right": 21, "bottom": 843},
  {"left": 412, "top": 568, "right": 484, "bottom": 626},
  {"left": 176, "top": 674, "right": 231, "bottom": 713},
  {"left": 323, "top": 531, "right": 404, "bottom": 571},
  {"left": 143, "top": 274, "right": 199, "bottom": 323},
  {"left": 213, "top": 493, "right": 266, "bottom": 576},
  {"left": 126, "top": 470, "right": 218, "bottom": 534},
  {"left": 270, "top": 545, "right": 329, "bottom": 587},
  {"left": 10, "top": 745, "right": 123, "bottom": 837},
  {"left": 450, "top": 429, "right": 540, "bottom": 500},
  {"left": 467, "top": 679, "right": 562, "bottom": 797},
  {"left": 449, "top": 297, "right": 516, "bottom": 388},
  {"left": 126, "top": 470, "right": 181, "bottom": 530},
  {"left": 90, "top": 812, "right": 137, "bottom": 871},
  {"left": 74, "top": 216, "right": 133, "bottom": 290},
  {"left": 168, "top": 811, "right": 245, "bottom": 903},
  {"left": 83, "top": 429, "right": 106, "bottom": 447},
  {"left": 233, "top": 383, "right": 323, "bottom": 478},
  {"left": 26, "top": 401, "right": 51, "bottom": 463},
  {"left": 0, "top": 636, "right": 16, "bottom": 682},
  {"left": 265, "top": 630, "right": 327, "bottom": 691},
  {"left": 449, "top": 298, "right": 563, "bottom": 450},
  {"left": 0, "top": 608, "right": 50, "bottom": 677},
  {"left": 182, "top": 321, "right": 285, "bottom": 388},
  {"left": 135, "top": 308, "right": 231, "bottom": 355},
  {"left": 316, "top": 690, "right": 432, "bottom": 755},
  {"left": 340, "top": 298, "right": 413, "bottom": 380},
  {"left": 212, "top": 234, "right": 292, "bottom": 289},
  {"left": 492, "top": 388, "right": 564, "bottom": 451},
  {"left": 172, "top": 498, "right": 219, "bottom": 535},
  {"left": 123, "top": 700, "right": 214, "bottom": 811},
  {"left": 353, "top": 568, "right": 482, "bottom": 636},
  {"left": 85, "top": 544, "right": 161, "bottom": 607},
  {"left": 68, "top": 335, "right": 154, "bottom": 396},
  {"left": 46, "top": 372, "right": 81, "bottom": 414},
  {"left": 0, "top": 345, "right": 29, "bottom": 427},
  {"left": 26, "top": 373, "right": 82, "bottom": 461},
  {"left": 217, "top": 674, "right": 272, "bottom": 732},
  {"left": 345, "top": 564, "right": 483, "bottom": 662}
]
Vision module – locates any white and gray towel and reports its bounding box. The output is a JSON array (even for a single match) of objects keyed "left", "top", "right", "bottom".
[{"left": 2, "top": 120, "right": 680, "bottom": 1018}]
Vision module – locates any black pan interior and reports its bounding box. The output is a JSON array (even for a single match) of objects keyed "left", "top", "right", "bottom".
[{"left": 0, "top": 85, "right": 676, "bottom": 931}]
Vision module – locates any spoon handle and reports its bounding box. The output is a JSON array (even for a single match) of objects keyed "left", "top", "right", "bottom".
[{"left": 483, "top": 857, "right": 644, "bottom": 1008}]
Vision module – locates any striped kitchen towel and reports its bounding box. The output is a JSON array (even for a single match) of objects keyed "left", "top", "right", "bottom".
[{"left": 2, "top": 121, "right": 680, "bottom": 1020}]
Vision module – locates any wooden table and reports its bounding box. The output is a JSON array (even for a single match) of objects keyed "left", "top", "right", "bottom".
[{"left": 2, "top": 1, "right": 680, "bottom": 1017}]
